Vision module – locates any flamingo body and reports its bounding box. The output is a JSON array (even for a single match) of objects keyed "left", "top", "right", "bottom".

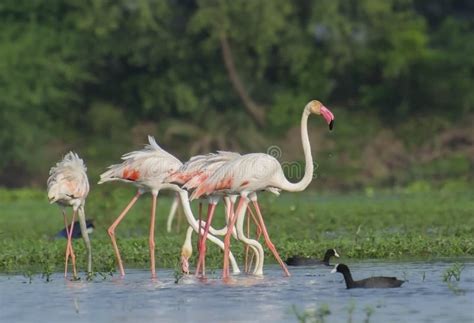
[{"left": 47, "top": 152, "right": 92, "bottom": 277}]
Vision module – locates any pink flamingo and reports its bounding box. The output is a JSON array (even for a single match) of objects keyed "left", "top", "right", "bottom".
[
  {"left": 98, "top": 136, "right": 181, "bottom": 277},
  {"left": 191, "top": 100, "right": 335, "bottom": 278},
  {"left": 98, "top": 136, "right": 240, "bottom": 278},
  {"left": 47, "top": 152, "right": 92, "bottom": 277},
  {"left": 168, "top": 151, "right": 262, "bottom": 276}
]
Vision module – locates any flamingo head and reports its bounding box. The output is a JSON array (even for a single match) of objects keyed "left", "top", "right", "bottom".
[
  {"left": 181, "top": 255, "right": 190, "bottom": 275},
  {"left": 180, "top": 246, "right": 192, "bottom": 274},
  {"left": 307, "top": 100, "right": 335, "bottom": 130}
]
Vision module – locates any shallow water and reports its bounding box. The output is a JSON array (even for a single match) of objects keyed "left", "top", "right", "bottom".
[{"left": 1, "top": 260, "right": 473, "bottom": 323}]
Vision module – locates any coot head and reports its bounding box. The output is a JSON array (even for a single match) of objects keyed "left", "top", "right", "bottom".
[
  {"left": 330, "top": 263, "right": 348, "bottom": 274},
  {"left": 325, "top": 248, "right": 340, "bottom": 259}
]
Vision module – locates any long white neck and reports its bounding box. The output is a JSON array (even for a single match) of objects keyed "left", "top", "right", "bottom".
[
  {"left": 182, "top": 226, "right": 193, "bottom": 255},
  {"left": 277, "top": 107, "right": 314, "bottom": 192}
]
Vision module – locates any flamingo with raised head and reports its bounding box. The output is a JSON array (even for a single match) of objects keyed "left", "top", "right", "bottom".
[
  {"left": 47, "top": 152, "right": 92, "bottom": 278},
  {"left": 191, "top": 100, "right": 335, "bottom": 278}
]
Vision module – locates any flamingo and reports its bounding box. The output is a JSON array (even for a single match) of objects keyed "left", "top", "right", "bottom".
[
  {"left": 47, "top": 152, "right": 92, "bottom": 278},
  {"left": 168, "top": 151, "right": 263, "bottom": 276},
  {"left": 98, "top": 136, "right": 240, "bottom": 277},
  {"left": 191, "top": 100, "right": 335, "bottom": 278}
]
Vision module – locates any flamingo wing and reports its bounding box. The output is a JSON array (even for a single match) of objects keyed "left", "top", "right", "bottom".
[
  {"left": 190, "top": 153, "right": 280, "bottom": 199},
  {"left": 98, "top": 136, "right": 182, "bottom": 185}
]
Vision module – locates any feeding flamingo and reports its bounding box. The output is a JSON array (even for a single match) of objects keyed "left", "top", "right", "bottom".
[
  {"left": 191, "top": 100, "right": 335, "bottom": 278},
  {"left": 47, "top": 152, "right": 92, "bottom": 278},
  {"left": 98, "top": 136, "right": 240, "bottom": 277},
  {"left": 168, "top": 151, "right": 263, "bottom": 276}
]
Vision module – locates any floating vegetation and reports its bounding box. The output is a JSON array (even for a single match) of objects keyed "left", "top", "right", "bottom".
[{"left": 443, "top": 263, "right": 464, "bottom": 282}]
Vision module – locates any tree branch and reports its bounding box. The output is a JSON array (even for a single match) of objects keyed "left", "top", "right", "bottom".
[{"left": 219, "top": 32, "right": 266, "bottom": 127}]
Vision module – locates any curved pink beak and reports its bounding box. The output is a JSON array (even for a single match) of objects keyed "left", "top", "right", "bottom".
[{"left": 320, "top": 106, "right": 335, "bottom": 130}]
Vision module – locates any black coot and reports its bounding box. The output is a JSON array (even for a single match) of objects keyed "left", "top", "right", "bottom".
[
  {"left": 285, "top": 248, "right": 340, "bottom": 266},
  {"left": 56, "top": 219, "right": 95, "bottom": 239},
  {"left": 331, "top": 263, "right": 405, "bottom": 289}
]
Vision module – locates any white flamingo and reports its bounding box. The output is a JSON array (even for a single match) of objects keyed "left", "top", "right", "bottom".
[
  {"left": 47, "top": 152, "right": 92, "bottom": 278},
  {"left": 191, "top": 100, "right": 335, "bottom": 278}
]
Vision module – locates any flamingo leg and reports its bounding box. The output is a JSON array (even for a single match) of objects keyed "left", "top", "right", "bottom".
[
  {"left": 223, "top": 197, "right": 246, "bottom": 278},
  {"left": 252, "top": 201, "right": 290, "bottom": 277},
  {"left": 62, "top": 209, "right": 74, "bottom": 278},
  {"left": 197, "top": 202, "right": 203, "bottom": 257},
  {"left": 176, "top": 190, "right": 240, "bottom": 275},
  {"left": 247, "top": 206, "right": 263, "bottom": 271},
  {"left": 66, "top": 210, "right": 77, "bottom": 279},
  {"left": 248, "top": 206, "right": 263, "bottom": 238},
  {"left": 235, "top": 204, "right": 264, "bottom": 275},
  {"left": 78, "top": 206, "right": 92, "bottom": 276},
  {"left": 245, "top": 206, "right": 262, "bottom": 271},
  {"left": 107, "top": 191, "right": 141, "bottom": 277},
  {"left": 244, "top": 209, "right": 250, "bottom": 273},
  {"left": 195, "top": 203, "right": 217, "bottom": 277},
  {"left": 149, "top": 193, "right": 158, "bottom": 278}
]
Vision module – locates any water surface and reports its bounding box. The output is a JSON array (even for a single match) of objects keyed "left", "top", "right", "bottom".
[{"left": 1, "top": 260, "right": 473, "bottom": 322}]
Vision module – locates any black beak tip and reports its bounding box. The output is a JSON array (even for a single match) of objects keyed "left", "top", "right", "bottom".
[{"left": 329, "top": 120, "right": 334, "bottom": 131}]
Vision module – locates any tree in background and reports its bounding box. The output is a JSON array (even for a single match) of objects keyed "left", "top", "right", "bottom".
[{"left": 0, "top": 0, "right": 472, "bottom": 187}]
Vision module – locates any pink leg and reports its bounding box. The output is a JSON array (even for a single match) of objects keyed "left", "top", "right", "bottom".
[
  {"left": 197, "top": 202, "right": 203, "bottom": 257},
  {"left": 244, "top": 208, "right": 250, "bottom": 273},
  {"left": 66, "top": 210, "right": 77, "bottom": 279},
  {"left": 252, "top": 201, "right": 290, "bottom": 277},
  {"left": 244, "top": 206, "right": 262, "bottom": 273},
  {"left": 247, "top": 206, "right": 263, "bottom": 238},
  {"left": 108, "top": 191, "right": 141, "bottom": 276},
  {"left": 195, "top": 203, "right": 217, "bottom": 277},
  {"left": 149, "top": 193, "right": 158, "bottom": 278},
  {"left": 222, "top": 198, "right": 245, "bottom": 278},
  {"left": 63, "top": 210, "right": 72, "bottom": 278}
]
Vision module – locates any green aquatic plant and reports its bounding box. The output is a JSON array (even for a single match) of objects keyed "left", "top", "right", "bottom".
[
  {"left": 364, "top": 305, "right": 375, "bottom": 323},
  {"left": 22, "top": 270, "right": 33, "bottom": 284},
  {"left": 443, "top": 263, "right": 466, "bottom": 296},
  {"left": 291, "top": 304, "right": 331, "bottom": 323},
  {"left": 174, "top": 268, "right": 184, "bottom": 284},
  {"left": 41, "top": 266, "right": 53, "bottom": 282},
  {"left": 346, "top": 300, "right": 356, "bottom": 323},
  {"left": 443, "top": 263, "right": 464, "bottom": 282}
]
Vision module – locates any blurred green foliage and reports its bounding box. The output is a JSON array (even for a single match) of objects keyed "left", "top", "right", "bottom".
[{"left": 0, "top": 0, "right": 473, "bottom": 187}]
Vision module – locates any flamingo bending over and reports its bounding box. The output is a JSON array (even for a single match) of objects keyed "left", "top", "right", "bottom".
[
  {"left": 191, "top": 100, "right": 335, "bottom": 278},
  {"left": 47, "top": 152, "right": 92, "bottom": 278},
  {"left": 98, "top": 136, "right": 240, "bottom": 277},
  {"left": 169, "top": 151, "right": 263, "bottom": 276}
]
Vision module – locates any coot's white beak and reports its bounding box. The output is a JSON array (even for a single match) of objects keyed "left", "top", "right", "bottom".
[
  {"left": 330, "top": 264, "right": 338, "bottom": 274},
  {"left": 334, "top": 249, "right": 340, "bottom": 258}
]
